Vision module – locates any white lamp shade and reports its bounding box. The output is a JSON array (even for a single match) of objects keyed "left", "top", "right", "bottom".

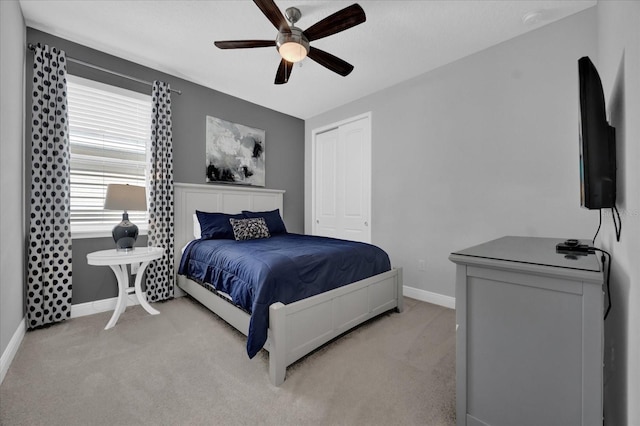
[
  {"left": 104, "top": 184, "right": 147, "bottom": 211},
  {"left": 278, "top": 42, "right": 308, "bottom": 63}
]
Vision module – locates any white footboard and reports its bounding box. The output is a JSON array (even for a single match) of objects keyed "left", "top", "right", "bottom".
[{"left": 267, "top": 268, "right": 403, "bottom": 386}]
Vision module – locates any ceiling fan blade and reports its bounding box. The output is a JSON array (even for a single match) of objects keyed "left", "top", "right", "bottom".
[
  {"left": 253, "top": 0, "right": 290, "bottom": 33},
  {"left": 275, "top": 59, "right": 294, "bottom": 84},
  {"left": 307, "top": 47, "right": 354, "bottom": 77},
  {"left": 303, "top": 3, "right": 366, "bottom": 42},
  {"left": 214, "top": 40, "right": 276, "bottom": 49}
]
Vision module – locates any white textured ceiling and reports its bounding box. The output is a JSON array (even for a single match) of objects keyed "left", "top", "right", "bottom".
[{"left": 19, "top": 0, "right": 596, "bottom": 119}]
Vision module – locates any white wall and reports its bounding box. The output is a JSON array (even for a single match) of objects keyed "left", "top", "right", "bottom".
[
  {"left": 596, "top": 2, "right": 640, "bottom": 424},
  {"left": 0, "top": 0, "right": 26, "bottom": 375},
  {"left": 306, "top": 9, "right": 598, "bottom": 299}
]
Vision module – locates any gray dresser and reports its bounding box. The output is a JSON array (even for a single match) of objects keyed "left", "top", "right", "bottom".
[{"left": 449, "top": 236, "right": 603, "bottom": 426}]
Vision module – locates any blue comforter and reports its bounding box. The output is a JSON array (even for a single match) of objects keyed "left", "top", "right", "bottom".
[{"left": 178, "top": 233, "right": 391, "bottom": 358}]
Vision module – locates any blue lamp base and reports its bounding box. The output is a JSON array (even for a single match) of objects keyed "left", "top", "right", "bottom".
[{"left": 113, "top": 212, "right": 139, "bottom": 252}]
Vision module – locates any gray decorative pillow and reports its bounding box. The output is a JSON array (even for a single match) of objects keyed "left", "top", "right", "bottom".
[{"left": 229, "top": 217, "right": 271, "bottom": 241}]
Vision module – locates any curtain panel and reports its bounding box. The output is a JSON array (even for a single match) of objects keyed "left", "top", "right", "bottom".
[
  {"left": 27, "top": 44, "right": 73, "bottom": 329},
  {"left": 145, "top": 80, "right": 175, "bottom": 301}
]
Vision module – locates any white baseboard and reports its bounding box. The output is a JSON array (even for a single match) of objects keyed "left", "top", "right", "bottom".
[
  {"left": 0, "top": 317, "right": 26, "bottom": 385},
  {"left": 403, "top": 285, "right": 456, "bottom": 309},
  {"left": 70, "top": 295, "right": 140, "bottom": 319}
]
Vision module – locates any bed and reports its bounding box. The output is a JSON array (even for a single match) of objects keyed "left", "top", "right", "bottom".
[{"left": 174, "top": 183, "right": 403, "bottom": 386}]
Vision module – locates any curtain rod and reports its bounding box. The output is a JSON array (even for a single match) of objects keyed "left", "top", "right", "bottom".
[{"left": 27, "top": 43, "right": 182, "bottom": 95}]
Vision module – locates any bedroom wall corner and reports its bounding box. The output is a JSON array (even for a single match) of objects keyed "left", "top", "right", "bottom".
[
  {"left": 0, "top": 0, "right": 27, "bottom": 378},
  {"left": 596, "top": 2, "right": 640, "bottom": 425}
]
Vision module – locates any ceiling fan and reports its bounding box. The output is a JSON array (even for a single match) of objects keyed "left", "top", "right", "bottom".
[{"left": 214, "top": 0, "right": 366, "bottom": 85}]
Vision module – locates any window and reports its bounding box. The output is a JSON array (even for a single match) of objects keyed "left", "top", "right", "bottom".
[{"left": 67, "top": 75, "right": 152, "bottom": 237}]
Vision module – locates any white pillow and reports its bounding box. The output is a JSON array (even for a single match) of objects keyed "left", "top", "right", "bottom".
[{"left": 193, "top": 213, "right": 201, "bottom": 239}]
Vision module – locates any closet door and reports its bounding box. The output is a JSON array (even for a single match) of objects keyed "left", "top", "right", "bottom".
[
  {"left": 313, "top": 115, "right": 371, "bottom": 243},
  {"left": 314, "top": 128, "right": 340, "bottom": 238},
  {"left": 339, "top": 118, "right": 370, "bottom": 242}
]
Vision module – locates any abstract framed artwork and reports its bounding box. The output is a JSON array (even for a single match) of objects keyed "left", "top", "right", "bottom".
[{"left": 205, "top": 115, "right": 265, "bottom": 186}]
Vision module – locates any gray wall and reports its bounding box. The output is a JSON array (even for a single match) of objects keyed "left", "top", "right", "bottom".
[
  {"left": 0, "top": 0, "right": 26, "bottom": 366},
  {"left": 305, "top": 9, "right": 599, "bottom": 299},
  {"left": 305, "top": 4, "right": 640, "bottom": 423},
  {"left": 596, "top": 2, "right": 640, "bottom": 424},
  {"left": 25, "top": 28, "right": 305, "bottom": 305}
]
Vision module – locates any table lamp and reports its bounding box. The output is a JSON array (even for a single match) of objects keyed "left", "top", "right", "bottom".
[{"left": 104, "top": 184, "right": 147, "bottom": 251}]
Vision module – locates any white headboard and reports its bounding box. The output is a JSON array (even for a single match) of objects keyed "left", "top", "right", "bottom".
[{"left": 174, "top": 183, "right": 285, "bottom": 285}]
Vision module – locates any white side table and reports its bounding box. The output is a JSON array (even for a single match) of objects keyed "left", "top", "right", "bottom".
[{"left": 87, "top": 246, "right": 164, "bottom": 329}]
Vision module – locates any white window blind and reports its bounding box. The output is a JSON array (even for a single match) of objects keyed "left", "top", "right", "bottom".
[{"left": 67, "top": 75, "right": 152, "bottom": 236}]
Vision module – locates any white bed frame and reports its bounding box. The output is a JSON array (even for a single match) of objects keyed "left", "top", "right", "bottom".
[{"left": 174, "top": 183, "right": 403, "bottom": 386}]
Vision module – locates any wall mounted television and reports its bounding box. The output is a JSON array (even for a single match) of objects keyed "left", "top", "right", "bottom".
[{"left": 578, "top": 56, "right": 616, "bottom": 210}]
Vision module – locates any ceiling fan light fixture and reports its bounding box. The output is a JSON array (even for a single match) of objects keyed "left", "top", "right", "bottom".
[
  {"left": 214, "top": 1, "right": 366, "bottom": 84},
  {"left": 276, "top": 27, "right": 309, "bottom": 63},
  {"left": 278, "top": 42, "right": 307, "bottom": 62}
]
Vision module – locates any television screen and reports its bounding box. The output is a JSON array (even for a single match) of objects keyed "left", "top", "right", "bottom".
[{"left": 578, "top": 56, "right": 616, "bottom": 209}]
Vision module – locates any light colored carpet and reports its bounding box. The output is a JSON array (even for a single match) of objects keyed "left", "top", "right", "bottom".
[{"left": 0, "top": 296, "right": 456, "bottom": 426}]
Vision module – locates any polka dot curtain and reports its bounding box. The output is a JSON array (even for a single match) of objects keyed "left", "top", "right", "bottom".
[
  {"left": 145, "top": 81, "right": 174, "bottom": 302},
  {"left": 27, "top": 44, "right": 73, "bottom": 329}
]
